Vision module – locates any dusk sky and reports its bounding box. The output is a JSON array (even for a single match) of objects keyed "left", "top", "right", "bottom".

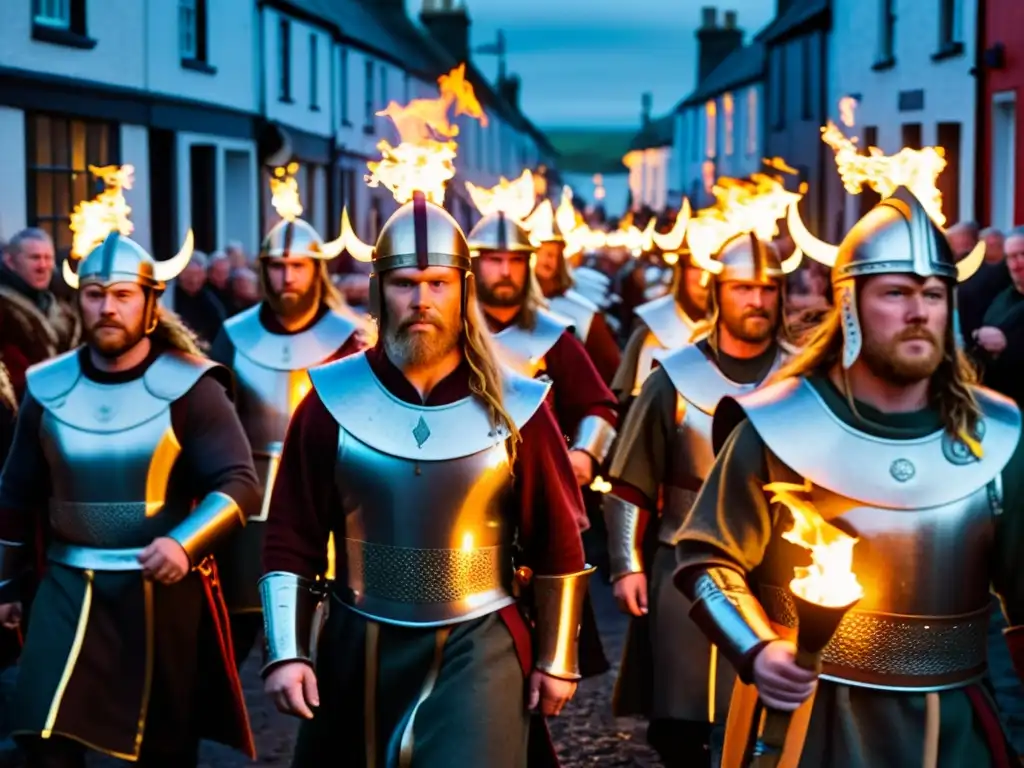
[{"left": 459, "top": 0, "right": 777, "bottom": 129}]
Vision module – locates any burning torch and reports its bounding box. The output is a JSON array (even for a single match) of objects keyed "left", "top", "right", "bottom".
[{"left": 752, "top": 480, "right": 864, "bottom": 768}]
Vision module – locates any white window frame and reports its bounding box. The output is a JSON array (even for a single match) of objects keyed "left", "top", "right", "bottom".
[
  {"left": 179, "top": 0, "right": 198, "bottom": 60},
  {"left": 33, "top": 0, "right": 70, "bottom": 29}
]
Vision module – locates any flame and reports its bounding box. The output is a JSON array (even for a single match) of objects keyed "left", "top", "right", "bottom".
[
  {"left": 765, "top": 479, "right": 864, "bottom": 608},
  {"left": 366, "top": 63, "right": 487, "bottom": 205},
  {"left": 70, "top": 164, "right": 135, "bottom": 260},
  {"left": 556, "top": 187, "right": 580, "bottom": 237},
  {"left": 838, "top": 96, "right": 857, "bottom": 128},
  {"left": 589, "top": 476, "right": 612, "bottom": 493},
  {"left": 822, "top": 118, "right": 947, "bottom": 227},
  {"left": 269, "top": 162, "right": 303, "bottom": 222},
  {"left": 466, "top": 169, "right": 536, "bottom": 220}
]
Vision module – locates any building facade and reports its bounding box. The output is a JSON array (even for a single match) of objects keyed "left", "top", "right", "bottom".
[
  {"left": 978, "top": 0, "right": 1024, "bottom": 230},
  {"left": 829, "top": 0, "right": 976, "bottom": 234},
  {"left": 0, "top": 0, "right": 555, "bottom": 265}
]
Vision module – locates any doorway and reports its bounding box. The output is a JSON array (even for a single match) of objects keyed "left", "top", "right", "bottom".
[{"left": 991, "top": 91, "right": 1016, "bottom": 231}]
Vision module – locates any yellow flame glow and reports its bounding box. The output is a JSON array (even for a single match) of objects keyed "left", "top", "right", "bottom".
[
  {"left": 70, "top": 164, "right": 135, "bottom": 260},
  {"left": 366, "top": 63, "right": 487, "bottom": 205},
  {"left": 556, "top": 187, "right": 580, "bottom": 237},
  {"left": 822, "top": 118, "right": 947, "bottom": 227},
  {"left": 765, "top": 479, "right": 864, "bottom": 608},
  {"left": 838, "top": 96, "right": 857, "bottom": 128},
  {"left": 466, "top": 169, "right": 536, "bottom": 220},
  {"left": 589, "top": 476, "right": 612, "bottom": 493},
  {"left": 269, "top": 162, "right": 303, "bottom": 222}
]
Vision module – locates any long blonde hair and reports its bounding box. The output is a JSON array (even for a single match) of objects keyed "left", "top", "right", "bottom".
[
  {"left": 462, "top": 275, "right": 522, "bottom": 465},
  {"left": 0, "top": 359, "right": 16, "bottom": 414},
  {"left": 151, "top": 305, "right": 205, "bottom": 356},
  {"left": 772, "top": 306, "right": 982, "bottom": 440}
]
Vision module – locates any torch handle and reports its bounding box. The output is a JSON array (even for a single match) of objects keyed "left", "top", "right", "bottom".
[{"left": 751, "top": 648, "right": 823, "bottom": 767}]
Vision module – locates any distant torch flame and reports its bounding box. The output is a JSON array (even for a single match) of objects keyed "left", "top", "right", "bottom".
[
  {"left": 367, "top": 63, "right": 487, "bottom": 205},
  {"left": 70, "top": 164, "right": 135, "bottom": 260},
  {"left": 822, "top": 116, "right": 947, "bottom": 227},
  {"left": 556, "top": 187, "right": 580, "bottom": 237},
  {"left": 269, "top": 162, "right": 304, "bottom": 222},
  {"left": 765, "top": 479, "right": 864, "bottom": 608},
  {"left": 466, "top": 169, "right": 536, "bottom": 221},
  {"left": 589, "top": 476, "right": 612, "bottom": 493},
  {"left": 839, "top": 96, "right": 857, "bottom": 128}
]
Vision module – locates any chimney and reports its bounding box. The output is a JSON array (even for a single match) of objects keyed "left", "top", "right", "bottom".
[
  {"left": 641, "top": 92, "right": 653, "bottom": 126},
  {"left": 696, "top": 7, "right": 744, "bottom": 83},
  {"left": 499, "top": 74, "right": 521, "bottom": 110},
  {"left": 421, "top": 0, "right": 470, "bottom": 63},
  {"left": 776, "top": 0, "right": 798, "bottom": 16}
]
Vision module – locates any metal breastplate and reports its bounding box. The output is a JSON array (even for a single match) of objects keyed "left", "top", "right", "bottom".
[
  {"left": 632, "top": 296, "right": 700, "bottom": 395},
  {"left": 737, "top": 378, "right": 1022, "bottom": 691},
  {"left": 548, "top": 291, "right": 597, "bottom": 342},
  {"left": 658, "top": 345, "right": 784, "bottom": 545},
  {"left": 28, "top": 349, "right": 219, "bottom": 548},
  {"left": 224, "top": 305, "right": 356, "bottom": 520},
  {"left": 493, "top": 308, "right": 571, "bottom": 377},
  {"left": 310, "top": 352, "right": 551, "bottom": 627}
]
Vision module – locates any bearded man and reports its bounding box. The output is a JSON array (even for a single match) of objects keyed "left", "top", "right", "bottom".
[
  {"left": 604, "top": 233, "right": 796, "bottom": 767},
  {"left": 675, "top": 188, "right": 1024, "bottom": 767},
  {"left": 0, "top": 225, "right": 259, "bottom": 766},
  {"left": 612, "top": 249, "right": 710, "bottom": 406},
  {"left": 211, "top": 209, "right": 368, "bottom": 665},
  {"left": 260, "top": 193, "right": 592, "bottom": 767}
]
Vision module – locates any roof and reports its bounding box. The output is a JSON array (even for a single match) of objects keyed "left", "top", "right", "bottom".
[
  {"left": 757, "top": 0, "right": 830, "bottom": 45},
  {"left": 629, "top": 114, "right": 675, "bottom": 151},
  {"left": 677, "top": 40, "right": 765, "bottom": 110}
]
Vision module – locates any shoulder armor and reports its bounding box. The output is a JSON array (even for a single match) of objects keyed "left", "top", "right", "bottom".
[
  {"left": 310, "top": 352, "right": 550, "bottom": 461},
  {"left": 716, "top": 377, "right": 1022, "bottom": 509},
  {"left": 494, "top": 308, "right": 571, "bottom": 370},
  {"left": 144, "top": 351, "right": 225, "bottom": 402},
  {"left": 634, "top": 295, "right": 698, "bottom": 350},
  {"left": 659, "top": 344, "right": 743, "bottom": 415},
  {"left": 224, "top": 304, "right": 356, "bottom": 372},
  {"left": 549, "top": 293, "right": 596, "bottom": 342},
  {"left": 26, "top": 348, "right": 82, "bottom": 406}
]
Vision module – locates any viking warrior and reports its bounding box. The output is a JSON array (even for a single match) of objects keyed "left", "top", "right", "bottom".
[
  {"left": 604, "top": 232, "right": 798, "bottom": 767},
  {"left": 528, "top": 200, "right": 622, "bottom": 384},
  {"left": 211, "top": 179, "right": 369, "bottom": 664},
  {"left": 260, "top": 192, "right": 593, "bottom": 767},
  {"left": 0, "top": 220, "right": 259, "bottom": 765},
  {"left": 467, "top": 211, "right": 619, "bottom": 497},
  {"left": 611, "top": 245, "right": 710, "bottom": 406},
  {"left": 674, "top": 188, "right": 1023, "bottom": 767}
]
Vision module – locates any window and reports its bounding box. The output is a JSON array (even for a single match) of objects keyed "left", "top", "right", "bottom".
[
  {"left": 309, "top": 34, "right": 319, "bottom": 110},
  {"left": 705, "top": 100, "right": 717, "bottom": 158},
  {"left": 723, "top": 93, "right": 735, "bottom": 157},
  {"left": 746, "top": 88, "right": 758, "bottom": 155},
  {"left": 380, "top": 65, "right": 388, "bottom": 111},
  {"left": 278, "top": 19, "right": 292, "bottom": 102},
  {"left": 800, "top": 37, "right": 813, "bottom": 120},
  {"left": 877, "top": 0, "right": 896, "bottom": 66},
  {"left": 26, "top": 114, "right": 119, "bottom": 256},
  {"left": 691, "top": 109, "right": 699, "bottom": 161},
  {"left": 937, "top": 0, "right": 963, "bottom": 54},
  {"left": 859, "top": 126, "right": 882, "bottom": 216},
  {"left": 33, "top": 0, "right": 70, "bottom": 28},
  {"left": 364, "top": 59, "right": 375, "bottom": 131},
  {"left": 901, "top": 122, "right": 922, "bottom": 149},
  {"left": 771, "top": 46, "right": 787, "bottom": 130},
  {"left": 339, "top": 47, "right": 350, "bottom": 125},
  {"left": 179, "top": 0, "right": 209, "bottom": 65}
]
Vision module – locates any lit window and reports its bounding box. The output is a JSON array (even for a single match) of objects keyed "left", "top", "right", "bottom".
[
  {"left": 723, "top": 93, "right": 735, "bottom": 157},
  {"left": 705, "top": 100, "right": 717, "bottom": 158},
  {"left": 747, "top": 88, "right": 758, "bottom": 155}
]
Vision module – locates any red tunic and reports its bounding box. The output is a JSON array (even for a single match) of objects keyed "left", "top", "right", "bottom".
[
  {"left": 583, "top": 311, "right": 623, "bottom": 386},
  {"left": 262, "top": 343, "right": 587, "bottom": 585}
]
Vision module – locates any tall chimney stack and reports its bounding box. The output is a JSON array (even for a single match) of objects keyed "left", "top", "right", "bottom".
[
  {"left": 421, "top": 0, "right": 470, "bottom": 62},
  {"left": 696, "top": 7, "right": 744, "bottom": 83}
]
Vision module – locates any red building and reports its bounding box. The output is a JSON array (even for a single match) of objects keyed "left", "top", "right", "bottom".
[{"left": 978, "top": 0, "right": 1024, "bottom": 229}]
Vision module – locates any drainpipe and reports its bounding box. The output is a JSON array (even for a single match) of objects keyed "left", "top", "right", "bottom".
[{"left": 972, "top": 0, "right": 986, "bottom": 225}]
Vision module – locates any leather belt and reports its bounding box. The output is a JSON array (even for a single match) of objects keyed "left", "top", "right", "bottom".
[{"left": 48, "top": 542, "right": 146, "bottom": 572}]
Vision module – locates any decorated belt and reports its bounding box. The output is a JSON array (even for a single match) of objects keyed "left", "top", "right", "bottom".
[
  {"left": 48, "top": 541, "right": 146, "bottom": 571},
  {"left": 761, "top": 585, "right": 990, "bottom": 691},
  {"left": 337, "top": 538, "right": 516, "bottom": 628}
]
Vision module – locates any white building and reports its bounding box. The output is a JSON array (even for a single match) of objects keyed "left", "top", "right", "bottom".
[
  {"left": 624, "top": 96, "right": 675, "bottom": 213},
  {"left": 0, "top": 0, "right": 260, "bottom": 259},
  {"left": 674, "top": 40, "right": 765, "bottom": 209},
  {"left": 0, "top": 0, "right": 556, "bottom": 265},
  {"left": 829, "top": 0, "right": 976, "bottom": 230}
]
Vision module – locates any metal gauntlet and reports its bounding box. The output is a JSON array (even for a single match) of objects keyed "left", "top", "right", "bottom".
[
  {"left": 603, "top": 495, "right": 645, "bottom": 580},
  {"left": 169, "top": 491, "right": 245, "bottom": 566},
  {"left": 571, "top": 415, "right": 617, "bottom": 465},
  {"left": 533, "top": 565, "right": 597, "bottom": 680},
  {"left": 687, "top": 567, "right": 779, "bottom": 683},
  {"left": 258, "top": 571, "right": 323, "bottom": 675}
]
